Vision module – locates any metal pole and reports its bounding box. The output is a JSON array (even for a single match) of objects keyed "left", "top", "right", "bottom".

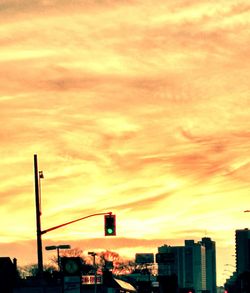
[
  {"left": 34, "top": 154, "right": 43, "bottom": 276},
  {"left": 57, "top": 247, "right": 60, "bottom": 271},
  {"left": 89, "top": 252, "right": 97, "bottom": 293},
  {"left": 94, "top": 254, "right": 97, "bottom": 293}
]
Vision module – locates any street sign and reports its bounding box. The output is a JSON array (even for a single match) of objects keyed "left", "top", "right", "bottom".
[
  {"left": 82, "top": 275, "right": 103, "bottom": 285},
  {"left": 61, "top": 257, "right": 82, "bottom": 275},
  {"left": 64, "top": 276, "right": 80, "bottom": 293}
]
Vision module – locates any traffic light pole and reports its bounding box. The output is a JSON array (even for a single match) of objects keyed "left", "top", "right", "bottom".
[
  {"left": 34, "top": 154, "right": 43, "bottom": 277},
  {"left": 34, "top": 154, "right": 113, "bottom": 276}
]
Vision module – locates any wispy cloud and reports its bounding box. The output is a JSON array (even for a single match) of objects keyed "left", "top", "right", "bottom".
[{"left": 0, "top": 0, "right": 250, "bottom": 286}]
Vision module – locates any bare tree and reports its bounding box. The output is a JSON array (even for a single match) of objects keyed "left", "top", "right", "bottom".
[
  {"left": 48, "top": 247, "right": 85, "bottom": 269},
  {"left": 93, "top": 250, "right": 135, "bottom": 275},
  {"left": 60, "top": 247, "right": 84, "bottom": 258},
  {"left": 18, "top": 263, "right": 57, "bottom": 278}
]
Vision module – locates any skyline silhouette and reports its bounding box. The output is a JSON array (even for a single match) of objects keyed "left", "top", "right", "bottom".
[{"left": 0, "top": 0, "right": 250, "bottom": 288}]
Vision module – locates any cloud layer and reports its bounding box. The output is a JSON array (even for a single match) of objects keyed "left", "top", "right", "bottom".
[{"left": 0, "top": 0, "right": 250, "bottom": 286}]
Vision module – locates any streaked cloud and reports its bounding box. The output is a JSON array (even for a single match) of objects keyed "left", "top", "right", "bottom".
[{"left": 0, "top": 0, "right": 249, "bottom": 286}]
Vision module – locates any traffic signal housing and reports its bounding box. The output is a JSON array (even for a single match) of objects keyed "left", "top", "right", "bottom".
[{"left": 104, "top": 214, "right": 116, "bottom": 236}]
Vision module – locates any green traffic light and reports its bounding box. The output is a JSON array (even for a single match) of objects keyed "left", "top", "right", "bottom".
[
  {"left": 107, "top": 228, "right": 113, "bottom": 234},
  {"left": 104, "top": 214, "right": 116, "bottom": 236}
]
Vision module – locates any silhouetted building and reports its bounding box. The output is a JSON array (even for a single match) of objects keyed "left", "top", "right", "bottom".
[
  {"left": 157, "top": 245, "right": 185, "bottom": 288},
  {"left": 157, "top": 274, "right": 178, "bottom": 293},
  {"left": 200, "top": 237, "right": 217, "bottom": 293},
  {"left": 184, "top": 240, "right": 206, "bottom": 292},
  {"left": 157, "top": 239, "right": 211, "bottom": 292},
  {"left": 0, "top": 257, "right": 17, "bottom": 293},
  {"left": 235, "top": 228, "right": 250, "bottom": 275}
]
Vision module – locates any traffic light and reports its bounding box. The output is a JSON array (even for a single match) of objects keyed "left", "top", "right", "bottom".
[{"left": 104, "top": 214, "right": 116, "bottom": 236}]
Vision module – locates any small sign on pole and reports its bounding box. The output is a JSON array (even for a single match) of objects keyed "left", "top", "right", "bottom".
[{"left": 64, "top": 276, "right": 81, "bottom": 293}]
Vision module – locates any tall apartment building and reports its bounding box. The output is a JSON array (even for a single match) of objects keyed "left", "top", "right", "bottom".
[
  {"left": 157, "top": 239, "right": 211, "bottom": 292},
  {"left": 184, "top": 240, "right": 206, "bottom": 292},
  {"left": 157, "top": 245, "right": 185, "bottom": 288},
  {"left": 200, "top": 237, "right": 217, "bottom": 293},
  {"left": 235, "top": 228, "right": 250, "bottom": 275}
]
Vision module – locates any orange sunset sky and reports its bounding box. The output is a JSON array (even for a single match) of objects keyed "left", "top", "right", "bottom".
[{"left": 0, "top": 0, "right": 250, "bottom": 286}]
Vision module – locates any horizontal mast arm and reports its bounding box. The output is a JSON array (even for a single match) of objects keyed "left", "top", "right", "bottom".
[{"left": 41, "top": 211, "right": 112, "bottom": 235}]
